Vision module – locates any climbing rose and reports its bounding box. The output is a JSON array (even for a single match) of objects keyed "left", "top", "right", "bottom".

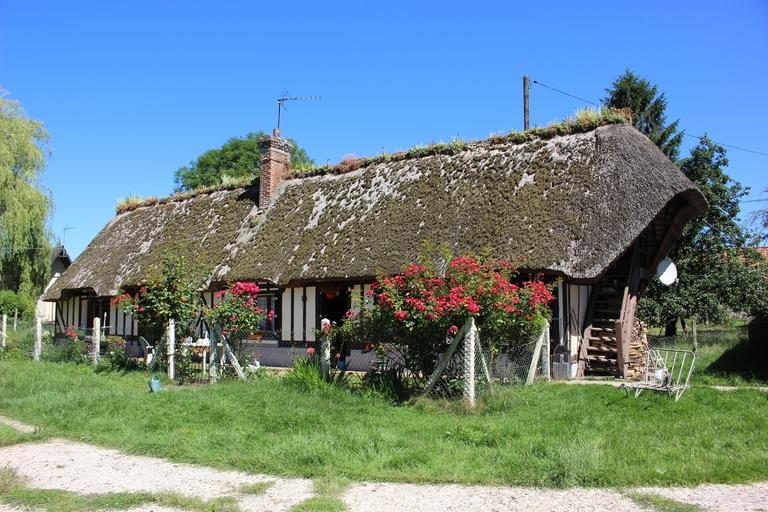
[{"left": 371, "top": 255, "right": 554, "bottom": 326}]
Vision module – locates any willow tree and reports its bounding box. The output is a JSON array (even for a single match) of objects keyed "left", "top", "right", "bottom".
[{"left": 0, "top": 95, "right": 52, "bottom": 312}]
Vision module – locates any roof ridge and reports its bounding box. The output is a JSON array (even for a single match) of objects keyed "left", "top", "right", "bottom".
[
  {"left": 115, "top": 180, "right": 253, "bottom": 215},
  {"left": 289, "top": 108, "right": 630, "bottom": 180},
  {"left": 113, "top": 108, "right": 631, "bottom": 215}
]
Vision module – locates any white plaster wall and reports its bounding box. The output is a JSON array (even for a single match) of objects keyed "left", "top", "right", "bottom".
[
  {"left": 305, "top": 286, "right": 316, "bottom": 341},
  {"left": 567, "top": 284, "right": 591, "bottom": 358},
  {"left": 292, "top": 288, "right": 304, "bottom": 341},
  {"left": 281, "top": 289, "right": 292, "bottom": 340}
]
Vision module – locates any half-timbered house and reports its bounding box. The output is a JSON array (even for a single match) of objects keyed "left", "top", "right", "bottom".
[{"left": 43, "top": 118, "right": 707, "bottom": 377}]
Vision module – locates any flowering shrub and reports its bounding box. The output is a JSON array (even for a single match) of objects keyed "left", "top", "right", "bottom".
[
  {"left": 96, "top": 336, "right": 139, "bottom": 372},
  {"left": 114, "top": 255, "right": 202, "bottom": 341},
  {"left": 375, "top": 256, "right": 553, "bottom": 336},
  {"left": 206, "top": 281, "right": 272, "bottom": 336},
  {"left": 114, "top": 254, "right": 203, "bottom": 382},
  {"left": 42, "top": 324, "right": 87, "bottom": 364},
  {"left": 336, "top": 255, "right": 555, "bottom": 381}
]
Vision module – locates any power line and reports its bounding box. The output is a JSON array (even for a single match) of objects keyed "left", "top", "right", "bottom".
[
  {"left": 680, "top": 132, "right": 768, "bottom": 157},
  {"left": 530, "top": 78, "right": 768, "bottom": 158},
  {"left": 530, "top": 79, "right": 600, "bottom": 107}
]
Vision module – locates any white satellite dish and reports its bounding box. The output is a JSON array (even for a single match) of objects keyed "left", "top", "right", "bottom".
[{"left": 656, "top": 258, "right": 678, "bottom": 286}]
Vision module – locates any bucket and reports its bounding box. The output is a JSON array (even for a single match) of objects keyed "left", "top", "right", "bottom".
[{"left": 149, "top": 376, "right": 161, "bottom": 393}]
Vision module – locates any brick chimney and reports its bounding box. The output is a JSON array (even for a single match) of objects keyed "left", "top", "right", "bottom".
[{"left": 259, "top": 128, "right": 293, "bottom": 207}]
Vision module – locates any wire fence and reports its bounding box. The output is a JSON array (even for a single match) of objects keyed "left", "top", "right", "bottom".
[
  {"left": 647, "top": 328, "right": 747, "bottom": 351},
  {"left": 1, "top": 314, "right": 553, "bottom": 405},
  {"left": 353, "top": 320, "right": 549, "bottom": 402}
]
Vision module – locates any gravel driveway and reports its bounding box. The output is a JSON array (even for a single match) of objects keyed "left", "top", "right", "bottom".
[{"left": 0, "top": 416, "right": 765, "bottom": 511}]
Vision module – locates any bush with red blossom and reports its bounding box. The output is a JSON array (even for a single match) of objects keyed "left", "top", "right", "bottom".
[
  {"left": 336, "top": 255, "right": 555, "bottom": 379},
  {"left": 206, "top": 281, "right": 269, "bottom": 336}
]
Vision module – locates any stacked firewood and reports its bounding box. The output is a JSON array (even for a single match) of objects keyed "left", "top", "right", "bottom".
[{"left": 626, "top": 318, "right": 649, "bottom": 379}]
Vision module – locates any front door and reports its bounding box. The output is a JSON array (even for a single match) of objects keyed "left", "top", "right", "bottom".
[{"left": 317, "top": 285, "right": 350, "bottom": 327}]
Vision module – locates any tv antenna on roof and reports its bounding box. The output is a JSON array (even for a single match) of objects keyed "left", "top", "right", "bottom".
[
  {"left": 276, "top": 92, "right": 321, "bottom": 133},
  {"left": 62, "top": 226, "right": 74, "bottom": 247}
]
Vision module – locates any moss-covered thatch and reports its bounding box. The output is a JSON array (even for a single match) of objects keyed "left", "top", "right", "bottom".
[
  {"left": 45, "top": 122, "right": 706, "bottom": 300},
  {"left": 45, "top": 188, "right": 261, "bottom": 299}
]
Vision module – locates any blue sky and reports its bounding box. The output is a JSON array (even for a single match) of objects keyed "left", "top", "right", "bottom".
[{"left": 1, "top": 1, "right": 766, "bottom": 258}]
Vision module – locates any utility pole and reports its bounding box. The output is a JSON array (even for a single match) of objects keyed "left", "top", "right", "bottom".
[{"left": 523, "top": 75, "right": 530, "bottom": 130}]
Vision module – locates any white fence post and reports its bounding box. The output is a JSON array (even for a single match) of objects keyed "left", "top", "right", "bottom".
[
  {"left": 92, "top": 317, "right": 101, "bottom": 366},
  {"left": 463, "top": 317, "right": 477, "bottom": 407},
  {"left": 167, "top": 319, "right": 176, "bottom": 380},
  {"left": 209, "top": 331, "right": 217, "bottom": 383},
  {"left": 13, "top": 309, "right": 17, "bottom": 332},
  {"left": 320, "top": 318, "right": 331, "bottom": 380},
  {"left": 526, "top": 327, "right": 546, "bottom": 385},
  {"left": 1, "top": 314, "right": 6, "bottom": 349},
  {"left": 541, "top": 324, "right": 551, "bottom": 381},
  {"left": 34, "top": 317, "right": 42, "bottom": 361}
]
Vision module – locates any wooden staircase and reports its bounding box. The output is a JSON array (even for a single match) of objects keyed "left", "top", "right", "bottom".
[{"left": 584, "top": 278, "right": 625, "bottom": 375}]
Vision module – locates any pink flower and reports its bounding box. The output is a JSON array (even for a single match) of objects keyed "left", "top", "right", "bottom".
[
  {"left": 306, "top": 347, "right": 316, "bottom": 356},
  {"left": 448, "top": 325, "right": 459, "bottom": 335},
  {"left": 394, "top": 310, "right": 408, "bottom": 321}
]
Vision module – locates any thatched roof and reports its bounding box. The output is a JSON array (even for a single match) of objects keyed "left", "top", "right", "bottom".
[{"left": 45, "top": 123, "right": 706, "bottom": 300}]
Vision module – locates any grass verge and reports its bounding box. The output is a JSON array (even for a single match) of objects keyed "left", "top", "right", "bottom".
[
  {"left": 0, "top": 360, "right": 766, "bottom": 488},
  {"left": 290, "top": 476, "right": 351, "bottom": 511},
  {"left": 0, "top": 467, "right": 240, "bottom": 512},
  {"left": 0, "top": 423, "right": 43, "bottom": 447},
  {"left": 626, "top": 492, "right": 704, "bottom": 512}
]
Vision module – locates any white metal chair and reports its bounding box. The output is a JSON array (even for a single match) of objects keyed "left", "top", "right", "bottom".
[
  {"left": 138, "top": 336, "right": 157, "bottom": 371},
  {"left": 622, "top": 347, "right": 696, "bottom": 401}
]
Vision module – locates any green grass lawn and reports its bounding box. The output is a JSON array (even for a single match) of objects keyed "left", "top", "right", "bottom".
[
  {"left": 651, "top": 333, "right": 768, "bottom": 387},
  {"left": 0, "top": 423, "right": 42, "bottom": 447},
  {"left": 0, "top": 360, "right": 766, "bottom": 488},
  {"left": 693, "top": 340, "right": 768, "bottom": 386}
]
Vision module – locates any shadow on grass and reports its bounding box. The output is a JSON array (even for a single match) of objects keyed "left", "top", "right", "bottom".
[{"left": 703, "top": 340, "right": 768, "bottom": 383}]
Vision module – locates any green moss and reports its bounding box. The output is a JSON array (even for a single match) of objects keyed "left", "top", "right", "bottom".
[
  {"left": 292, "top": 108, "right": 628, "bottom": 180},
  {"left": 115, "top": 178, "right": 254, "bottom": 214},
  {"left": 52, "top": 107, "right": 700, "bottom": 297}
]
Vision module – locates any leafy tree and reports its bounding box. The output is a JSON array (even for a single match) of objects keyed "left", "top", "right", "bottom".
[
  {"left": 638, "top": 137, "right": 768, "bottom": 332},
  {"left": 174, "top": 131, "right": 315, "bottom": 191},
  {"left": 603, "top": 69, "right": 683, "bottom": 160},
  {"left": 0, "top": 95, "right": 51, "bottom": 308},
  {"left": 756, "top": 188, "right": 768, "bottom": 241},
  {"left": 0, "top": 289, "right": 32, "bottom": 316}
]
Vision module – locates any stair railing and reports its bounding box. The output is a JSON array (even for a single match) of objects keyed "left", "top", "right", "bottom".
[{"left": 614, "top": 246, "right": 641, "bottom": 378}]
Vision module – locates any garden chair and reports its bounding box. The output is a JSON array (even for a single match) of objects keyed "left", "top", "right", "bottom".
[
  {"left": 139, "top": 336, "right": 157, "bottom": 371},
  {"left": 621, "top": 347, "right": 696, "bottom": 401}
]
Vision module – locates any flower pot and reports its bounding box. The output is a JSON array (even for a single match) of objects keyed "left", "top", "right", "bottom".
[{"left": 149, "top": 376, "right": 161, "bottom": 393}]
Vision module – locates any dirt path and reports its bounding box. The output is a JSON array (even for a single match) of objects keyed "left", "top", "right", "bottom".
[{"left": 0, "top": 419, "right": 765, "bottom": 511}]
